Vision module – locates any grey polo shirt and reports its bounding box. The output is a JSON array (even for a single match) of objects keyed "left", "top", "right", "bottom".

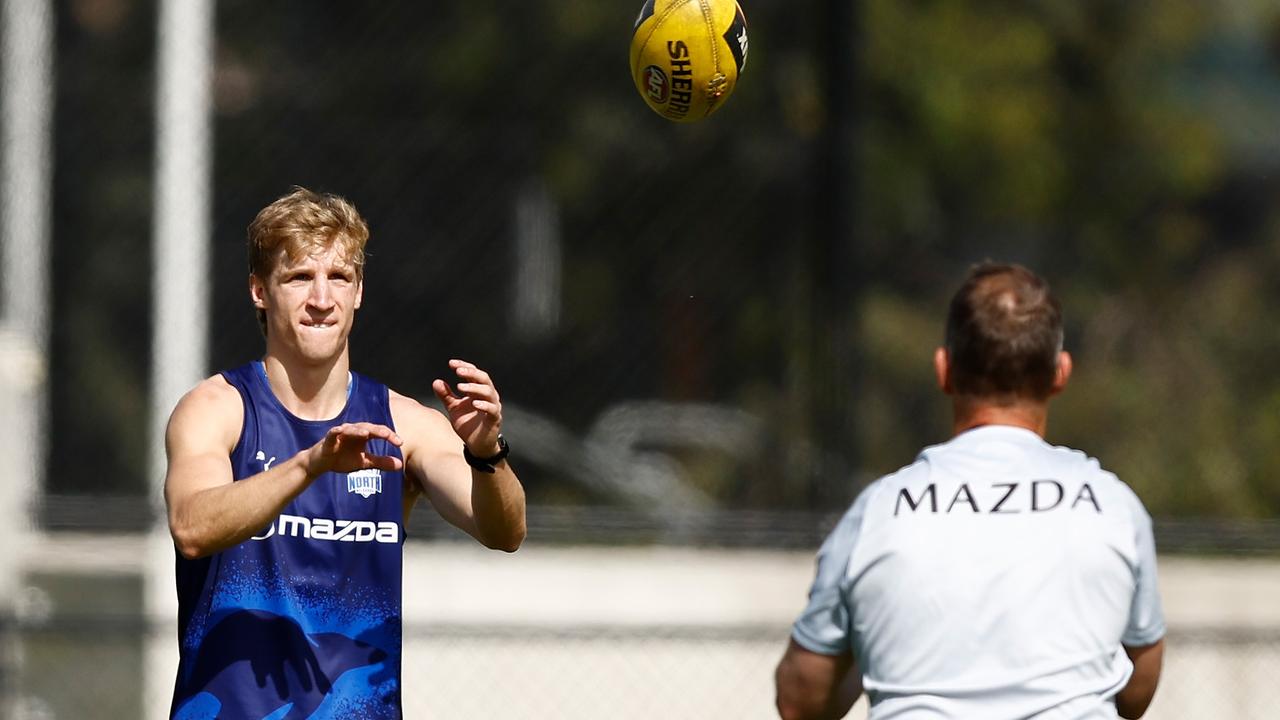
[{"left": 793, "top": 425, "right": 1165, "bottom": 719}]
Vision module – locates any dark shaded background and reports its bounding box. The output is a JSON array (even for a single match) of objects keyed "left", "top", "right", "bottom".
[{"left": 43, "top": 0, "right": 1280, "bottom": 534}]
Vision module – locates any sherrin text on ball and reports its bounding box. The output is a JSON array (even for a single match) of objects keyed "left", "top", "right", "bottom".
[{"left": 629, "top": 0, "right": 749, "bottom": 122}]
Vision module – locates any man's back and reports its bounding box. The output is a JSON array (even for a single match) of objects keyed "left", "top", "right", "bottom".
[{"left": 794, "top": 426, "right": 1165, "bottom": 719}]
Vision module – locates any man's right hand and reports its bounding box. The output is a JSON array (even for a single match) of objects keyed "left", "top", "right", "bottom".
[{"left": 305, "top": 422, "right": 405, "bottom": 477}]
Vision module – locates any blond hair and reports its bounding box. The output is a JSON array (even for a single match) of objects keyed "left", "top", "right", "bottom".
[{"left": 247, "top": 187, "right": 369, "bottom": 334}]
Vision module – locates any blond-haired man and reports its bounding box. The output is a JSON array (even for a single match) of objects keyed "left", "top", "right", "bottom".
[{"left": 164, "top": 187, "right": 526, "bottom": 719}]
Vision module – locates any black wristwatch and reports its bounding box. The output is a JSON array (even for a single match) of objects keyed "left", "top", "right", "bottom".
[{"left": 463, "top": 435, "right": 510, "bottom": 474}]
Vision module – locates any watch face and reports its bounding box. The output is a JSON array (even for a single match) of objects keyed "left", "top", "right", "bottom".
[{"left": 482, "top": 435, "right": 508, "bottom": 459}]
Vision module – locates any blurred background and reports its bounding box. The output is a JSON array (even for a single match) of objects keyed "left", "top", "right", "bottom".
[{"left": 3, "top": 0, "right": 1280, "bottom": 717}]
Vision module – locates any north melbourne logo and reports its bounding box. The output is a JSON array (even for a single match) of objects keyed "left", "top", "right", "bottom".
[{"left": 347, "top": 469, "right": 383, "bottom": 498}]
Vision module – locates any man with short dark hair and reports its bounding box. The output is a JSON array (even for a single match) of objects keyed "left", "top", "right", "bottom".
[{"left": 775, "top": 263, "right": 1165, "bottom": 719}]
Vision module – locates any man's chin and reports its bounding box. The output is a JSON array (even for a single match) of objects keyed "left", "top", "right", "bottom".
[
  {"left": 299, "top": 343, "right": 345, "bottom": 363},
  {"left": 281, "top": 334, "right": 348, "bottom": 365}
]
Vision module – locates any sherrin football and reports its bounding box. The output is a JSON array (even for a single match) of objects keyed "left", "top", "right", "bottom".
[{"left": 629, "top": 0, "right": 749, "bottom": 123}]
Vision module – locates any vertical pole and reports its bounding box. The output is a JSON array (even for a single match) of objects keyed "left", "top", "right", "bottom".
[
  {"left": 1, "top": 0, "right": 54, "bottom": 337},
  {"left": 0, "top": 0, "right": 53, "bottom": 713},
  {"left": 146, "top": 0, "right": 214, "bottom": 716},
  {"left": 512, "top": 178, "right": 562, "bottom": 342},
  {"left": 811, "top": 0, "right": 861, "bottom": 506}
]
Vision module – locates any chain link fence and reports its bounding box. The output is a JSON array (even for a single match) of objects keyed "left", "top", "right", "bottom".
[
  {"left": 10, "top": 516, "right": 1280, "bottom": 718},
  {"left": 7, "top": 612, "right": 1280, "bottom": 719},
  {"left": 28, "top": 0, "right": 1280, "bottom": 518},
  {"left": 13, "top": 500, "right": 1280, "bottom": 718}
]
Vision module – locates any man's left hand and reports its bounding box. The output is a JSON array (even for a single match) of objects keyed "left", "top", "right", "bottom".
[{"left": 432, "top": 358, "right": 503, "bottom": 457}]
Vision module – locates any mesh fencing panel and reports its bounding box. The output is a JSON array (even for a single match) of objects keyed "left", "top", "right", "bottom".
[
  {"left": 25, "top": 0, "right": 1280, "bottom": 519},
  {"left": 5, "top": 617, "right": 1280, "bottom": 719}
]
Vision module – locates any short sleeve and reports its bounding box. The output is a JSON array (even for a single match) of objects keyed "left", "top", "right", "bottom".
[
  {"left": 1122, "top": 495, "right": 1166, "bottom": 647},
  {"left": 791, "top": 487, "right": 871, "bottom": 656}
]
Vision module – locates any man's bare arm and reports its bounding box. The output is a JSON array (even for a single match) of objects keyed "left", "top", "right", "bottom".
[
  {"left": 165, "top": 376, "right": 403, "bottom": 559},
  {"left": 394, "top": 360, "right": 526, "bottom": 552},
  {"left": 775, "top": 638, "right": 861, "bottom": 720},
  {"left": 1116, "top": 639, "right": 1164, "bottom": 719}
]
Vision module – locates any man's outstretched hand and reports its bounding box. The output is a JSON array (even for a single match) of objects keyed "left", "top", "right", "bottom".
[{"left": 432, "top": 359, "right": 503, "bottom": 457}]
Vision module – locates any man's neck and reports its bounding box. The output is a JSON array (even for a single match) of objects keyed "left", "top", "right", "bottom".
[
  {"left": 952, "top": 396, "right": 1049, "bottom": 438},
  {"left": 261, "top": 349, "right": 351, "bottom": 421}
]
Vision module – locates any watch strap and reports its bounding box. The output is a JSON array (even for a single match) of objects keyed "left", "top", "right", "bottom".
[{"left": 463, "top": 435, "right": 509, "bottom": 474}]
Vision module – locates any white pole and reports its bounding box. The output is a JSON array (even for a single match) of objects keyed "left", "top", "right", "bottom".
[
  {"left": 0, "top": 0, "right": 53, "bottom": 714},
  {"left": 0, "top": 0, "right": 53, "bottom": 629},
  {"left": 2, "top": 0, "right": 53, "bottom": 339},
  {"left": 146, "top": 1, "right": 214, "bottom": 717},
  {"left": 512, "top": 179, "right": 562, "bottom": 341}
]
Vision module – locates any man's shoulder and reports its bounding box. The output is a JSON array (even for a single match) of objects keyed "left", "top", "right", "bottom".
[
  {"left": 1038, "top": 439, "right": 1131, "bottom": 489},
  {"left": 868, "top": 452, "right": 936, "bottom": 491},
  {"left": 166, "top": 374, "right": 243, "bottom": 448},
  {"left": 386, "top": 387, "right": 430, "bottom": 415},
  {"left": 387, "top": 389, "right": 451, "bottom": 433},
  {"left": 176, "top": 374, "right": 241, "bottom": 414},
  {"left": 839, "top": 463, "right": 930, "bottom": 525}
]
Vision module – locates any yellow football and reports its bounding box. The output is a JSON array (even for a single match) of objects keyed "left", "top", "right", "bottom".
[{"left": 629, "top": 0, "right": 749, "bottom": 123}]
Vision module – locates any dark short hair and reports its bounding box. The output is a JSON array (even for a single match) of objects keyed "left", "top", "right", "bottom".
[{"left": 944, "top": 262, "right": 1063, "bottom": 400}]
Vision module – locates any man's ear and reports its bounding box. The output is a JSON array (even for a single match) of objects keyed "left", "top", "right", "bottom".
[
  {"left": 934, "top": 347, "right": 952, "bottom": 394},
  {"left": 1051, "top": 351, "right": 1073, "bottom": 396},
  {"left": 250, "top": 273, "right": 267, "bottom": 310},
  {"left": 354, "top": 278, "right": 363, "bottom": 310}
]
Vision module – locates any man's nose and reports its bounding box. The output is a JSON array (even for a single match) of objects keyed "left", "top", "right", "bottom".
[{"left": 307, "top": 279, "right": 335, "bottom": 309}]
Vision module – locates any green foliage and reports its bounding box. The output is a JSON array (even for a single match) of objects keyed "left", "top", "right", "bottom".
[{"left": 850, "top": 0, "right": 1280, "bottom": 519}]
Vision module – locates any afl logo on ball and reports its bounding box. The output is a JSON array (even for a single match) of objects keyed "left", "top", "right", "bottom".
[{"left": 643, "top": 65, "right": 669, "bottom": 103}]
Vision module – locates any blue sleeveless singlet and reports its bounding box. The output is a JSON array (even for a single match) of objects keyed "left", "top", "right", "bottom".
[{"left": 171, "top": 362, "right": 405, "bottom": 720}]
